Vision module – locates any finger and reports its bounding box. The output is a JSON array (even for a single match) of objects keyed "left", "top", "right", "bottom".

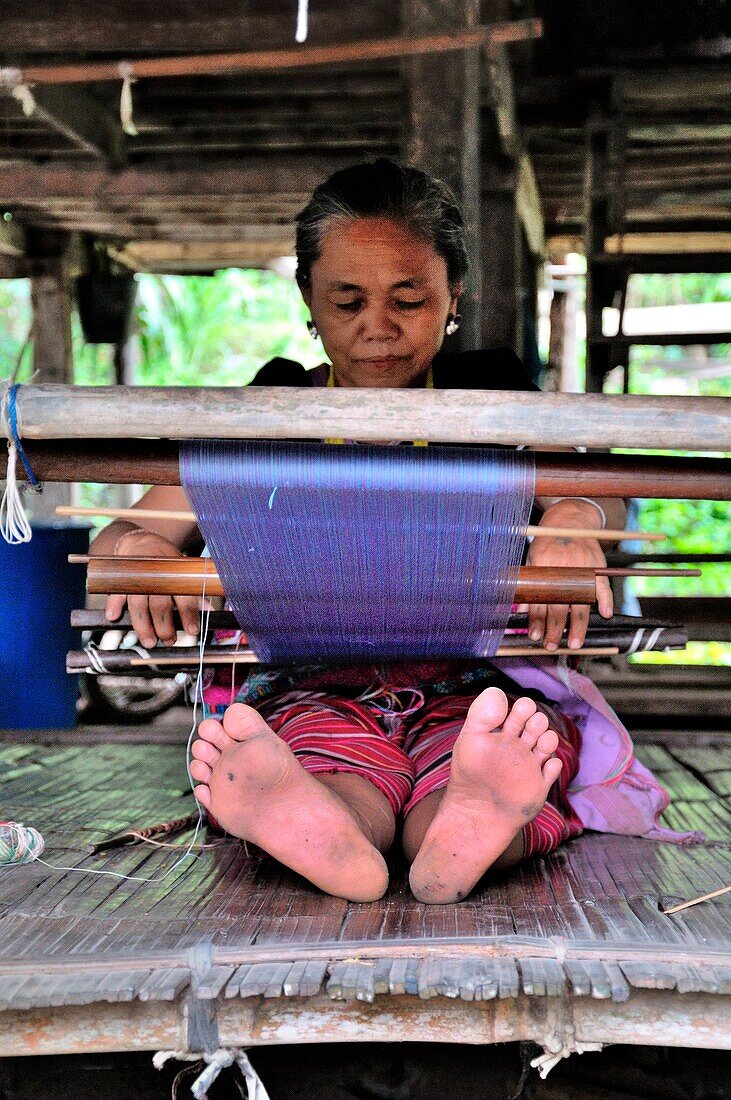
[
  {"left": 127, "top": 596, "right": 157, "bottom": 649},
  {"left": 528, "top": 604, "right": 547, "bottom": 644},
  {"left": 150, "top": 596, "right": 177, "bottom": 645},
  {"left": 515, "top": 603, "right": 529, "bottom": 614},
  {"left": 544, "top": 604, "right": 569, "bottom": 650},
  {"left": 175, "top": 595, "right": 202, "bottom": 638},
  {"left": 567, "top": 604, "right": 590, "bottom": 649},
  {"left": 105, "top": 594, "right": 126, "bottom": 622},
  {"left": 597, "top": 575, "right": 614, "bottom": 619}
]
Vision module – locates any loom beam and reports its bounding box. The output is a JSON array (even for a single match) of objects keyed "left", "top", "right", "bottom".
[
  {"left": 83, "top": 558, "right": 604, "bottom": 604},
  {"left": 8, "top": 384, "right": 731, "bottom": 452},
  {"left": 3, "top": 441, "right": 730, "bottom": 500}
]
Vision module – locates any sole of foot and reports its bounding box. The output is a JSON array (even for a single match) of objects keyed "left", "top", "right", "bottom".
[
  {"left": 408, "top": 687, "right": 562, "bottom": 905},
  {"left": 189, "top": 703, "right": 389, "bottom": 902}
]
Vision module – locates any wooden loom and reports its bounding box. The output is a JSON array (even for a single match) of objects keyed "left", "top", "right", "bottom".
[{"left": 1, "top": 383, "right": 730, "bottom": 1062}]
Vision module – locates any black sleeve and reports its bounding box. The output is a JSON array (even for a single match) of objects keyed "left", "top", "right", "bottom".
[
  {"left": 248, "top": 358, "right": 310, "bottom": 386},
  {"left": 432, "top": 348, "right": 540, "bottom": 392}
]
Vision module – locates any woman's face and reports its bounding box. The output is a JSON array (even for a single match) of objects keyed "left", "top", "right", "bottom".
[{"left": 301, "top": 216, "right": 461, "bottom": 388}]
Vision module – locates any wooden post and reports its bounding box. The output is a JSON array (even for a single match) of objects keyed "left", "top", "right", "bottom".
[
  {"left": 481, "top": 159, "right": 521, "bottom": 354},
  {"left": 401, "top": 0, "right": 482, "bottom": 350},
  {"left": 29, "top": 245, "right": 74, "bottom": 522}
]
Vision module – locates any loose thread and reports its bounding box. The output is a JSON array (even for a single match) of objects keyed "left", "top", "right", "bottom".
[
  {"left": 0, "top": 822, "right": 45, "bottom": 864},
  {"left": 1, "top": 381, "right": 40, "bottom": 545}
]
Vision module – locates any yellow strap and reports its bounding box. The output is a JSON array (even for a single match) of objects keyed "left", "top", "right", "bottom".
[{"left": 325, "top": 364, "right": 433, "bottom": 446}]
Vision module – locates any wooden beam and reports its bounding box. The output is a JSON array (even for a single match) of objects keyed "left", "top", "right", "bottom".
[
  {"left": 9, "top": 385, "right": 731, "bottom": 452},
  {"left": 402, "top": 0, "right": 484, "bottom": 351},
  {"left": 5, "top": 443, "right": 728, "bottom": 500},
  {"left": 0, "top": 218, "right": 26, "bottom": 257},
  {"left": 2, "top": 84, "right": 126, "bottom": 165},
  {"left": 10, "top": 22, "right": 542, "bottom": 85},
  {"left": 0, "top": 158, "right": 351, "bottom": 204}
]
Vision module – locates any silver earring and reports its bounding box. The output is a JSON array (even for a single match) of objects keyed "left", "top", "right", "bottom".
[
  {"left": 307, "top": 320, "right": 319, "bottom": 340},
  {"left": 445, "top": 313, "right": 461, "bottom": 337}
]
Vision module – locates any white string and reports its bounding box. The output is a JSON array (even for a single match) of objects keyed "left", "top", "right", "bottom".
[
  {"left": 0, "top": 381, "right": 33, "bottom": 545},
  {"left": 2, "top": 584, "right": 213, "bottom": 885},
  {"left": 295, "top": 0, "right": 309, "bottom": 43}
]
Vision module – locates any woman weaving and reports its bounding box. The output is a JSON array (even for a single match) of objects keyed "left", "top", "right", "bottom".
[{"left": 91, "top": 160, "right": 690, "bottom": 904}]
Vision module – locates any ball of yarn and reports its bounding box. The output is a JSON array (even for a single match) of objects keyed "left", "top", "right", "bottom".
[{"left": 0, "top": 821, "right": 45, "bottom": 865}]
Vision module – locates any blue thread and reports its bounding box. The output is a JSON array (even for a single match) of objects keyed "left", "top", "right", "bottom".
[
  {"left": 8, "top": 384, "right": 41, "bottom": 489},
  {"left": 181, "top": 440, "right": 535, "bottom": 663}
]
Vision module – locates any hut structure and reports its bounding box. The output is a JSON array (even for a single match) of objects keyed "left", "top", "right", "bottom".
[{"left": 0, "top": 1, "right": 729, "bottom": 1091}]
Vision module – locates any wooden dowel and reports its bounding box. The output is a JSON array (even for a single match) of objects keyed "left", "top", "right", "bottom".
[
  {"left": 124, "top": 645, "right": 620, "bottom": 667},
  {"left": 8, "top": 442, "right": 730, "bottom": 500},
  {"left": 10, "top": 384, "right": 731, "bottom": 451},
  {"left": 54, "top": 505, "right": 666, "bottom": 543},
  {"left": 663, "top": 884, "right": 731, "bottom": 915},
  {"left": 17, "top": 22, "right": 542, "bottom": 85}
]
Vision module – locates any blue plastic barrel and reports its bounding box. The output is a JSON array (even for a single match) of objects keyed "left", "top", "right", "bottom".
[{"left": 0, "top": 525, "right": 90, "bottom": 729}]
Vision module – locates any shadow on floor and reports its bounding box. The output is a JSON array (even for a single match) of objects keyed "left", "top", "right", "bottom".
[{"left": 1, "top": 1043, "right": 728, "bottom": 1100}]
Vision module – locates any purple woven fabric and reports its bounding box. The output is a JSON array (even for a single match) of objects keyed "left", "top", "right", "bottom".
[{"left": 180, "top": 440, "right": 535, "bottom": 663}]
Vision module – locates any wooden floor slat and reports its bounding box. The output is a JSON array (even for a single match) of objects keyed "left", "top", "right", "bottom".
[{"left": 1, "top": 734, "right": 729, "bottom": 1014}]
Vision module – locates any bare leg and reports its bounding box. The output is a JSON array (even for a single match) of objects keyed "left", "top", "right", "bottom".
[
  {"left": 190, "top": 703, "right": 392, "bottom": 902},
  {"left": 407, "top": 688, "right": 562, "bottom": 904}
]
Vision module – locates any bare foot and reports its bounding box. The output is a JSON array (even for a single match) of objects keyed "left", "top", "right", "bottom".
[
  {"left": 190, "top": 703, "right": 389, "bottom": 902},
  {"left": 408, "top": 687, "right": 562, "bottom": 904}
]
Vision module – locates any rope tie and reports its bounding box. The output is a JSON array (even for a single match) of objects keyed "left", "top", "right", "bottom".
[
  {"left": 1, "top": 381, "right": 41, "bottom": 544},
  {"left": 118, "top": 62, "right": 138, "bottom": 136},
  {"left": 295, "top": 0, "right": 309, "bottom": 42},
  {"left": 154, "top": 1048, "right": 271, "bottom": 1099},
  {"left": 0, "top": 822, "right": 45, "bottom": 865}
]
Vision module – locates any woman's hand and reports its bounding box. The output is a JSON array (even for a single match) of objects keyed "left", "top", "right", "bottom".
[
  {"left": 523, "top": 501, "right": 614, "bottom": 650},
  {"left": 104, "top": 528, "right": 206, "bottom": 649}
]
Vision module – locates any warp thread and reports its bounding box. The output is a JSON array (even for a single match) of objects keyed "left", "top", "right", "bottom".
[
  {"left": 1, "top": 381, "right": 41, "bottom": 545},
  {"left": 0, "top": 822, "right": 45, "bottom": 865},
  {"left": 181, "top": 440, "right": 535, "bottom": 663},
  {"left": 154, "top": 1048, "right": 271, "bottom": 1100}
]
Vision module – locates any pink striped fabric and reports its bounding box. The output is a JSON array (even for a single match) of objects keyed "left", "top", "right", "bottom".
[{"left": 250, "top": 687, "right": 582, "bottom": 858}]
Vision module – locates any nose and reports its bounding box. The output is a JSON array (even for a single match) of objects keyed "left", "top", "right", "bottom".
[{"left": 360, "top": 302, "right": 401, "bottom": 342}]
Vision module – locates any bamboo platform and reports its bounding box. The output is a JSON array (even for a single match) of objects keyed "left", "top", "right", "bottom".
[{"left": 1, "top": 730, "right": 730, "bottom": 1059}]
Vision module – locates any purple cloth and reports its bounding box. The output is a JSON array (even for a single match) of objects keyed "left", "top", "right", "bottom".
[{"left": 498, "top": 657, "right": 705, "bottom": 845}]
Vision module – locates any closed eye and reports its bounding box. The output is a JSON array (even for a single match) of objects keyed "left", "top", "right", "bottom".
[{"left": 395, "top": 299, "right": 426, "bottom": 310}]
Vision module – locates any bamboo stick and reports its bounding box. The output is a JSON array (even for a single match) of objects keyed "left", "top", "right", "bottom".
[
  {"left": 13, "top": 22, "right": 542, "bottom": 86},
  {"left": 123, "top": 646, "right": 620, "bottom": 667},
  {"left": 663, "top": 884, "right": 731, "bottom": 915},
  {"left": 9, "top": 384, "right": 731, "bottom": 452},
  {"left": 54, "top": 505, "right": 666, "bottom": 543},
  {"left": 6, "top": 442, "right": 729, "bottom": 500}
]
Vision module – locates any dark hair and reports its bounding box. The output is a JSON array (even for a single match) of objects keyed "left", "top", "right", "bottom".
[{"left": 295, "top": 158, "right": 469, "bottom": 290}]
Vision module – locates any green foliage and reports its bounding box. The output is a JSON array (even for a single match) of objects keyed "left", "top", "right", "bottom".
[
  {"left": 0, "top": 279, "right": 31, "bottom": 380},
  {"left": 132, "top": 270, "right": 324, "bottom": 386}
]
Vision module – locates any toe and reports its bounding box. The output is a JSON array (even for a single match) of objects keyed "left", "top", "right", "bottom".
[
  {"left": 542, "top": 756, "right": 563, "bottom": 787},
  {"left": 197, "top": 717, "right": 231, "bottom": 750},
  {"left": 520, "top": 711, "right": 550, "bottom": 747},
  {"left": 533, "top": 729, "right": 559, "bottom": 762},
  {"left": 191, "top": 738, "right": 220, "bottom": 765},
  {"left": 193, "top": 783, "right": 212, "bottom": 808},
  {"left": 464, "top": 687, "right": 509, "bottom": 733},
  {"left": 222, "top": 702, "right": 270, "bottom": 741},
  {"left": 189, "top": 758, "right": 213, "bottom": 784},
  {"left": 500, "top": 696, "right": 538, "bottom": 739}
]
